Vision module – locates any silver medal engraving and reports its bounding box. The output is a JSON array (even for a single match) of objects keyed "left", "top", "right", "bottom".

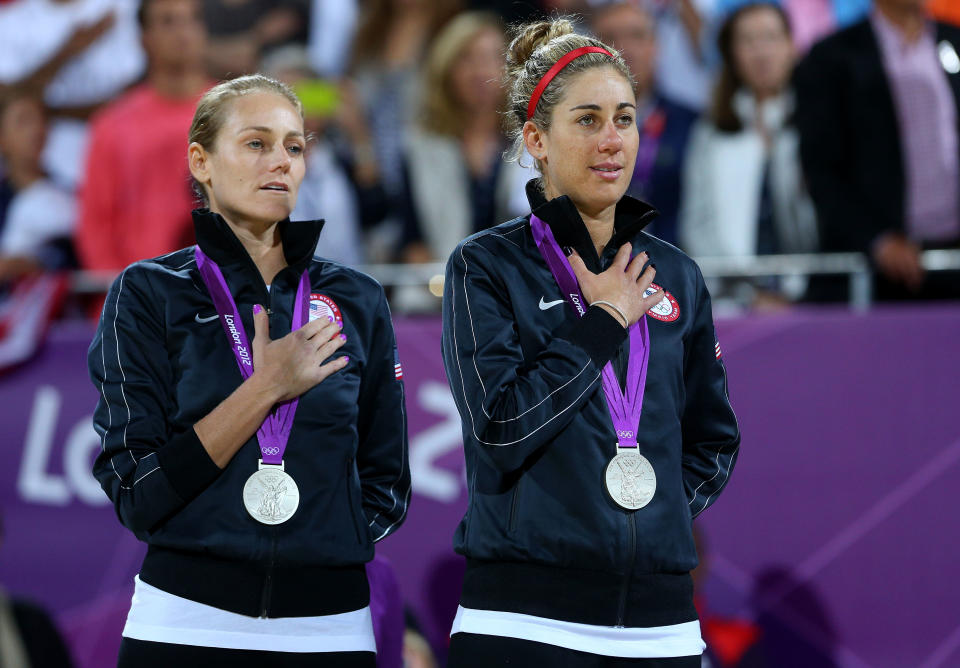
[
  {"left": 605, "top": 451, "right": 656, "bottom": 510},
  {"left": 243, "top": 461, "right": 300, "bottom": 524}
]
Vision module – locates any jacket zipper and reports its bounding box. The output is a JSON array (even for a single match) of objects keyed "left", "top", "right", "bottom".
[
  {"left": 616, "top": 513, "right": 637, "bottom": 627},
  {"left": 232, "top": 241, "right": 273, "bottom": 310},
  {"left": 260, "top": 529, "right": 277, "bottom": 618},
  {"left": 508, "top": 479, "right": 522, "bottom": 532}
]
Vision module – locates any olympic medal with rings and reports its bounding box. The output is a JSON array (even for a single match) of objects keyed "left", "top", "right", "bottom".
[
  {"left": 243, "top": 462, "right": 300, "bottom": 525},
  {"left": 604, "top": 450, "right": 656, "bottom": 510},
  {"left": 530, "top": 215, "right": 659, "bottom": 512},
  {"left": 194, "top": 247, "right": 312, "bottom": 526}
]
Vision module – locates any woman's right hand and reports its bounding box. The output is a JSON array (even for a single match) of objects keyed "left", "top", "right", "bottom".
[
  {"left": 569, "top": 244, "right": 664, "bottom": 327},
  {"left": 250, "top": 305, "right": 348, "bottom": 402}
]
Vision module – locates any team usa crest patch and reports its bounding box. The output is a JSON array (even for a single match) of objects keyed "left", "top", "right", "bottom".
[
  {"left": 308, "top": 293, "right": 342, "bottom": 324},
  {"left": 643, "top": 283, "right": 680, "bottom": 322}
]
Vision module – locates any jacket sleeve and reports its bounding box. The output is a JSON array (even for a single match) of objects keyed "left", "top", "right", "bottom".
[
  {"left": 88, "top": 265, "right": 222, "bottom": 538},
  {"left": 681, "top": 265, "right": 740, "bottom": 519},
  {"left": 356, "top": 286, "right": 411, "bottom": 542},
  {"left": 442, "top": 238, "right": 627, "bottom": 475}
]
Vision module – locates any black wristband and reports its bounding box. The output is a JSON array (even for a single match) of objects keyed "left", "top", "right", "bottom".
[
  {"left": 155, "top": 427, "right": 223, "bottom": 503},
  {"left": 556, "top": 305, "right": 628, "bottom": 367}
]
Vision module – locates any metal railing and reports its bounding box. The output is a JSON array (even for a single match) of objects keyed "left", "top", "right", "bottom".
[{"left": 68, "top": 250, "right": 960, "bottom": 311}]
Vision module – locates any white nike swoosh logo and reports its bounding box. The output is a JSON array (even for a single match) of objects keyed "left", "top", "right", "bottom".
[
  {"left": 195, "top": 313, "right": 219, "bottom": 323},
  {"left": 539, "top": 297, "right": 565, "bottom": 310}
]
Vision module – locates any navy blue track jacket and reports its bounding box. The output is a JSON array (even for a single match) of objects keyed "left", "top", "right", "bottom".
[
  {"left": 89, "top": 209, "right": 410, "bottom": 618},
  {"left": 441, "top": 184, "right": 740, "bottom": 628}
]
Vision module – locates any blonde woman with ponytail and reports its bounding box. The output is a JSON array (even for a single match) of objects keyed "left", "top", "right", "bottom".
[
  {"left": 89, "top": 75, "right": 409, "bottom": 666},
  {"left": 441, "top": 18, "right": 740, "bottom": 667}
]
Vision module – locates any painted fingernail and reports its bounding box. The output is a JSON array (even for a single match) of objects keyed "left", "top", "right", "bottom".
[
  {"left": 343, "top": 356, "right": 349, "bottom": 363},
  {"left": 339, "top": 334, "right": 347, "bottom": 342},
  {"left": 336, "top": 319, "right": 343, "bottom": 328},
  {"left": 651, "top": 263, "right": 657, "bottom": 270},
  {"left": 327, "top": 315, "right": 334, "bottom": 323},
  {"left": 253, "top": 304, "right": 262, "bottom": 315}
]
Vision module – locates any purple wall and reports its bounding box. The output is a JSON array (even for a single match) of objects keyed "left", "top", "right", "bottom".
[{"left": 1, "top": 307, "right": 958, "bottom": 667}]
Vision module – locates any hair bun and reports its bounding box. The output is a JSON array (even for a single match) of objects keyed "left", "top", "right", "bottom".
[
  {"left": 501, "top": 18, "right": 631, "bottom": 172},
  {"left": 506, "top": 19, "right": 575, "bottom": 76}
]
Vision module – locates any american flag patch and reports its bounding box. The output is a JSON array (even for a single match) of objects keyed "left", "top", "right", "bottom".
[
  {"left": 715, "top": 340, "right": 722, "bottom": 359},
  {"left": 394, "top": 349, "right": 403, "bottom": 379}
]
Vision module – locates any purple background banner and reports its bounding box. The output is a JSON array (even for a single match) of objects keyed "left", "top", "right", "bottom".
[{"left": 0, "top": 308, "right": 958, "bottom": 667}]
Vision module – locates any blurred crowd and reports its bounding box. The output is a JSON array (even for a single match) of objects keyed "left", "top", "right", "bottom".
[{"left": 0, "top": 0, "right": 959, "bottom": 314}]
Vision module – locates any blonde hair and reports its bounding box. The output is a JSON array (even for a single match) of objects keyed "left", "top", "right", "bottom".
[
  {"left": 421, "top": 12, "right": 505, "bottom": 137},
  {"left": 188, "top": 74, "right": 303, "bottom": 202},
  {"left": 505, "top": 18, "right": 633, "bottom": 170}
]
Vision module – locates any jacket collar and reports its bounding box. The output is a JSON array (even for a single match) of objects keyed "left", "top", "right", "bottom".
[
  {"left": 192, "top": 208, "right": 324, "bottom": 275},
  {"left": 525, "top": 180, "right": 658, "bottom": 269}
]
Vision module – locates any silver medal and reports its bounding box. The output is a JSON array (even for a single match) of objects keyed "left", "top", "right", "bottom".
[
  {"left": 604, "top": 450, "right": 656, "bottom": 510},
  {"left": 243, "top": 460, "right": 300, "bottom": 524}
]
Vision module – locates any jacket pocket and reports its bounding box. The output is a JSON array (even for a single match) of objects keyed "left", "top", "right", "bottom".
[{"left": 345, "top": 458, "right": 365, "bottom": 545}]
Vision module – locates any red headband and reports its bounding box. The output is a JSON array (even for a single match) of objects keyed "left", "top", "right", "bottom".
[{"left": 526, "top": 46, "right": 614, "bottom": 120}]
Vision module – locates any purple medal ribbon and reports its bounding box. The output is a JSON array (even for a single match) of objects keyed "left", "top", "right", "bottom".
[
  {"left": 530, "top": 214, "right": 650, "bottom": 449},
  {"left": 194, "top": 246, "right": 310, "bottom": 465}
]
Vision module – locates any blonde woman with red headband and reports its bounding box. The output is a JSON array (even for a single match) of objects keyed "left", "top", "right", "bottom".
[{"left": 440, "top": 18, "right": 740, "bottom": 667}]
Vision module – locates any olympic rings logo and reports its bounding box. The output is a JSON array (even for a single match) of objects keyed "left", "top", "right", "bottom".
[
  {"left": 616, "top": 430, "right": 634, "bottom": 439},
  {"left": 262, "top": 447, "right": 281, "bottom": 456}
]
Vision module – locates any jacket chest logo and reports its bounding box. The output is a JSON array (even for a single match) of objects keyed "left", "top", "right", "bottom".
[
  {"left": 643, "top": 283, "right": 680, "bottom": 322},
  {"left": 309, "top": 293, "right": 342, "bottom": 323}
]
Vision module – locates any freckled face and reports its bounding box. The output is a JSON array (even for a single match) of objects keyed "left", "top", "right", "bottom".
[
  {"left": 528, "top": 66, "right": 639, "bottom": 217},
  {"left": 190, "top": 92, "right": 306, "bottom": 227}
]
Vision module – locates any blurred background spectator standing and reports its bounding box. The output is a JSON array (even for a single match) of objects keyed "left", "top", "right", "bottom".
[
  {"left": 591, "top": 0, "right": 698, "bottom": 247},
  {"left": 393, "top": 11, "right": 531, "bottom": 311},
  {"left": 0, "top": 0, "right": 145, "bottom": 190},
  {"left": 795, "top": 0, "right": 960, "bottom": 301},
  {"left": 75, "top": 0, "right": 209, "bottom": 274},
  {"left": 681, "top": 2, "right": 817, "bottom": 307},
  {"left": 399, "top": 12, "right": 528, "bottom": 266},
  {"left": 0, "top": 89, "right": 77, "bottom": 284},
  {"left": 348, "top": 0, "right": 461, "bottom": 262},
  {"left": 202, "top": 0, "right": 307, "bottom": 78}
]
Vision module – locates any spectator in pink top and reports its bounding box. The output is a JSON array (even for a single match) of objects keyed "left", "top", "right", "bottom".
[{"left": 76, "top": 0, "right": 210, "bottom": 273}]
